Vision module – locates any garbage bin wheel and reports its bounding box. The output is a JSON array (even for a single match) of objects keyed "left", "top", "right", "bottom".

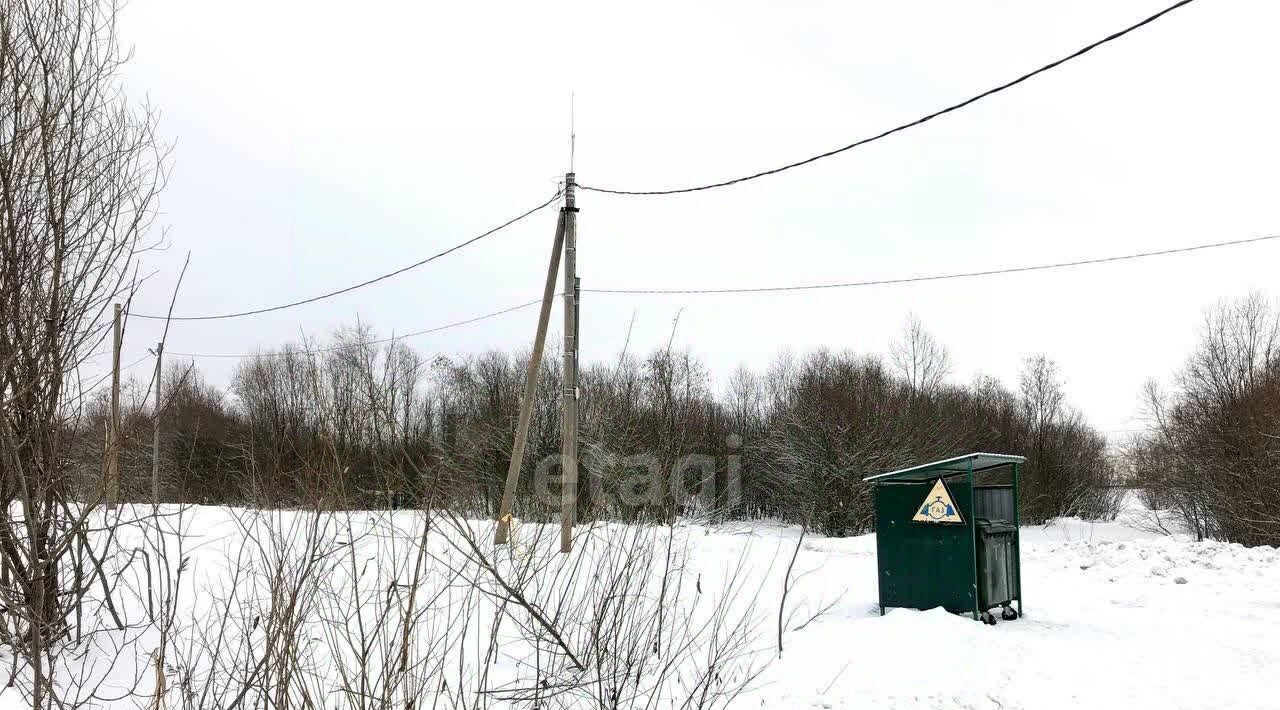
[
  {"left": 979, "top": 611, "right": 997, "bottom": 626},
  {"left": 1001, "top": 606, "right": 1019, "bottom": 621}
]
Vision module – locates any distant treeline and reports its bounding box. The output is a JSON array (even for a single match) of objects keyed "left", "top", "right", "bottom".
[{"left": 83, "top": 317, "right": 1121, "bottom": 535}]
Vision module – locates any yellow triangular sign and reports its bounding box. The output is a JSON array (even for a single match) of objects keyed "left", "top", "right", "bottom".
[{"left": 912, "top": 478, "right": 964, "bottom": 524}]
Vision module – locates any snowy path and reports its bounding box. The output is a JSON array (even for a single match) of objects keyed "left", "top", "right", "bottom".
[{"left": 739, "top": 518, "right": 1280, "bottom": 709}]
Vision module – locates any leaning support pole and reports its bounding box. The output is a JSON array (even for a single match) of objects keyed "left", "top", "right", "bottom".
[
  {"left": 560, "top": 173, "right": 579, "bottom": 553},
  {"left": 494, "top": 210, "right": 566, "bottom": 544}
]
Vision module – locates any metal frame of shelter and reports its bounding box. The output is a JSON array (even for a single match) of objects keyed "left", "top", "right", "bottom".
[{"left": 864, "top": 452, "right": 1026, "bottom": 621}]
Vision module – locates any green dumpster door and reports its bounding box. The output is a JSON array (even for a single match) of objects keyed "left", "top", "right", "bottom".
[{"left": 874, "top": 479, "right": 975, "bottom": 614}]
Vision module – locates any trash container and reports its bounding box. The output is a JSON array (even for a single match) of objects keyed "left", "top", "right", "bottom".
[
  {"left": 976, "top": 519, "right": 1017, "bottom": 611},
  {"left": 863, "top": 453, "right": 1025, "bottom": 624}
]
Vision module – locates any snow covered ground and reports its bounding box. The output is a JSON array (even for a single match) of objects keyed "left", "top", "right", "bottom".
[
  {"left": 739, "top": 515, "right": 1280, "bottom": 710},
  {"left": 1, "top": 504, "right": 1276, "bottom": 709}
]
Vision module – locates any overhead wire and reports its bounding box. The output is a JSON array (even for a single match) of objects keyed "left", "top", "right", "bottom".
[
  {"left": 167, "top": 231, "right": 1277, "bottom": 359},
  {"left": 167, "top": 297, "right": 548, "bottom": 360},
  {"left": 126, "top": 190, "right": 562, "bottom": 321},
  {"left": 585, "top": 234, "right": 1280, "bottom": 295},
  {"left": 579, "top": 0, "right": 1199, "bottom": 196},
  {"left": 79, "top": 354, "right": 152, "bottom": 395}
]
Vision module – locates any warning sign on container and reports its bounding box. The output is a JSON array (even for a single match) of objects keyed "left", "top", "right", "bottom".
[{"left": 912, "top": 478, "right": 964, "bottom": 524}]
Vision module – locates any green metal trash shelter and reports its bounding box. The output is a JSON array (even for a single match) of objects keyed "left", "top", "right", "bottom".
[{"left": 863, "top": 452, "right": 1026, "bottom": 625}]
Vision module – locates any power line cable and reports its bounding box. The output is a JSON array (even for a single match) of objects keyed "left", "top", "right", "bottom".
[
  {"left": 580, "top": 0, "right": 1199, "bottom": 196},
  {"left": 167, "top": 231, "right": 1275, "bottom": 359},
  {"left": 584, "top": 233, "right": 1280, "bottom": 295},
  {"left": 128, "top": 191, "right": 562, "bottom": 321},
  {"left": 79, "top": 354, "right": 152, "bottom": 395},
  {"left": 168, "top": 298, "right": 547, "bottom": 359}
]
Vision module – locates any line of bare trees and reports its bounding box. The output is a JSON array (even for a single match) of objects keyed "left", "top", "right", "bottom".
[{"left": 80, "top": 313, "right": 1121, "bottom": 535}]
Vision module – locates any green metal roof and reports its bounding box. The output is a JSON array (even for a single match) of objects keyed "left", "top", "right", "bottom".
[{"left": 862, "top": 452, "right": 1025, "bottom": 483}]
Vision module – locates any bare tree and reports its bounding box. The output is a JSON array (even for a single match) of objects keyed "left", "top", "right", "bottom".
[
  {"left": 0, "top": 0, "right": 167, "bottom": 704},
  {"left": 890, "top": 313, "right": 952, "bottom": 395},
  {"left": 1019, "top": 355, "right": 1065, "bottom": 434}
]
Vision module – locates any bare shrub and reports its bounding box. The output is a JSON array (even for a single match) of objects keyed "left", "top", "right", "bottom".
[{"left": 1129, "top": 293, "right": 1280, "bottom": 545}]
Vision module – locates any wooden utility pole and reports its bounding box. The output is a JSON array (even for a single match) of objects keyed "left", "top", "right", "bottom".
[
  {"left": 494, "top": 210, "right": 566, "bottom": 544},
  {"left": 560, "top": 173, "right": 579, "bottom": 553},
  {"left": 108, "top": 303, "right": 122, "bottom": 509},
  {"left": 152, "top": 341, "right": 163, "bottom": 503}
]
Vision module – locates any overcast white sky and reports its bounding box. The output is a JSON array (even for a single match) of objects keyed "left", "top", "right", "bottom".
[{"left": 108, "top": 0, "right": 1279, "bottom": 437}]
